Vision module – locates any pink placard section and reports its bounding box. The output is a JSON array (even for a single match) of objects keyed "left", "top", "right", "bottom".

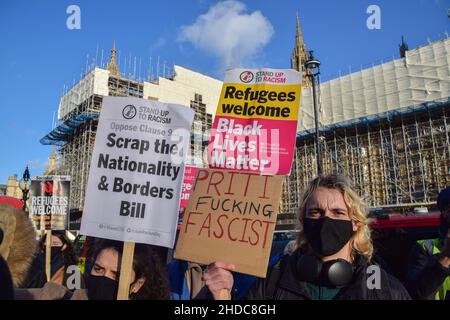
[
  {"left": 208, "top": 116, "right": 297, "bottom": 175},
  {"left": 178, "top": 166, "right": 198, "bottom": 225}
]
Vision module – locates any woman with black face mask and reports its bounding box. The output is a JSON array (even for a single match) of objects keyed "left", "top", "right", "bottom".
[
  {"left": 85, "top": 239, "right": 170, "bottom": 300},
  {"left": 203, "top": 174, "right": 411, "bottom": 300},
  {"left": 23, "top": 231, "right": 83, "bottom": 289}
]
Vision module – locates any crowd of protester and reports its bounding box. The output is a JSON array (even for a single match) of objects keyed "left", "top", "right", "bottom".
[{"left": 0, "top": 174, "right": 449, "bottom": 300}]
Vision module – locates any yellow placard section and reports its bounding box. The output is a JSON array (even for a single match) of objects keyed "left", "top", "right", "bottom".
[{"left": 215, "top": 83, "right": 301, "bottom": 121}]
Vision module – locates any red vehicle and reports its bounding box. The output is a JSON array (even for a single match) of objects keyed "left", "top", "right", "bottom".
[{"left": 372, "top": 212, "right": 440, "bottom": 234}]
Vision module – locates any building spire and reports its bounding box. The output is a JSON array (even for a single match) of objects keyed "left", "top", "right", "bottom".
[
  {"left": 107, "top": 40, "right": 121, "bottom": 77},
  {"left": 291, "top": 13, "right": 311, "bottom": 88},
  {"left": 399, "top": 35, "right": 409, "bottom": 58},
  {"left": 295, "top": 12, "right": 303, "bottom": 44},
  {"left": 44, "top": 146, "right": 58, "bottom": 175}
]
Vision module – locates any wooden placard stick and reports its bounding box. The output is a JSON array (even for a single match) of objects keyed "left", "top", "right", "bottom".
[
  {"left": 218, "top": 289, "right": 231, "bottom": 300},
  {"left": 45, "top": 229, "right": 52, "bottom": 281},
  {"left": 117, "top": 241, "right": 135, "bottom": 300}
]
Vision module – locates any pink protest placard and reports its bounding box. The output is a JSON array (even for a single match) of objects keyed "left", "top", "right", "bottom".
[{"left": 208, "top": 68, "right": 301, "bottom": 175}]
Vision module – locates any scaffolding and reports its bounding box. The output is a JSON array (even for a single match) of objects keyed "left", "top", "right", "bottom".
[
  {"left": 41, "top": 47, "right": 217, "bottom": 211},
  {"left": 54, "top": 95, "right": 102, "bottom": 210},
  {"left": 280, "top": 37, "right": 450, "bottom": 219},
  {"left": 298, "top": 37, "right": 450, "bottom": 132},
  {"left": 280, "top": 99, "right": 450, "bottom": 215},
  {"left": 189, "top": 93, "right": 213, "bottom": 165}
]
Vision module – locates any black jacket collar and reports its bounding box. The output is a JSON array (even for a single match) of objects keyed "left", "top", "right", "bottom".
[{"left": 277, "top": 248, "right": 370, "bottom": 299}]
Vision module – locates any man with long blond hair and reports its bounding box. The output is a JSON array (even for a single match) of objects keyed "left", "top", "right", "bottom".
[{"left": 203, "top": 174, "right": 411, "bottom": 300}]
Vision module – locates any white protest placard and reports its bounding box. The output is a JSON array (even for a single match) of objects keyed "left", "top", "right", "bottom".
[{"left": 80, "top": 96, "right": 194, "bottom": 248}]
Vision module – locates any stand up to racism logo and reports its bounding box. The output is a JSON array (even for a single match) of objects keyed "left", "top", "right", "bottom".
[
  {"left": 239, "top": 70, "right": 254, "bottom": 83},
  {"left": 122, "top": 104, "right": 137, "bottom": 120}
]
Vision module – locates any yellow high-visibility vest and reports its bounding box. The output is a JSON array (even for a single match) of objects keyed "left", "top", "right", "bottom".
[{"left": 417, "top": 239, "right": 450, "bottom": 300}]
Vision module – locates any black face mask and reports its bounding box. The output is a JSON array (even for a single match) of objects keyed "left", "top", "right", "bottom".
[
  {"left": 41, "top": 246, "right": 65, "bottom": 277},
  {"left": 86, "top": 274, "right": 119, "bottom": 300},
  {"left": 296, "top": 253, "right": 354, "bottom": 288},
  {"left": 50, "top": 247, "right": 63, "bottom": 259},
  {"left": 303, "top": 217, "right": 354, "bottom": 256}
]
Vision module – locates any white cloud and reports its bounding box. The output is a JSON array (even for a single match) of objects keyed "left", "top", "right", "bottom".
[{"left": 178, "top": 0, "right": 274, "bottom": 69}]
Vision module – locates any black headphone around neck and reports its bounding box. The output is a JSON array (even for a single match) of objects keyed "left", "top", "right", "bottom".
[{"left": 295, "top": 253, "right": 354, "bottom": 288}]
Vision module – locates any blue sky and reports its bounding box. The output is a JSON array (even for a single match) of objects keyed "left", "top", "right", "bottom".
[{"left": 0, "top": 0, "right": 448, "bottom": 183}]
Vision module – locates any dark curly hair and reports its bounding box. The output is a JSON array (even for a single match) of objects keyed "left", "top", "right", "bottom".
[{"left": 92, "top": 239, "right": 170, "bottom": 300}]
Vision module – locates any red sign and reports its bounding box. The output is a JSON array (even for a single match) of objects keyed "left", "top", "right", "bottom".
[{"left": 178, "top": 166, "right": 198, "bottom": 225}]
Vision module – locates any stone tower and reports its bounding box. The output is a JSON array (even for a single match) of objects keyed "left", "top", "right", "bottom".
[
  {"left": 107, "top": 41, "right": 121, "bottom": 77},
  {"left": 44, "top": 146, "right": 58, "bottom": 175},
  {"left": 291, "top": 14, "right": 311, "bottom": 88}
]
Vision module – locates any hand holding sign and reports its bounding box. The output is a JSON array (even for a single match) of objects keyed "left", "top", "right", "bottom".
[
  {"left": 175, "top": 168, "right": 283, "bottom": 277},
  {"left": 203, "top": 261, "right": 235, "bottom": 300}
]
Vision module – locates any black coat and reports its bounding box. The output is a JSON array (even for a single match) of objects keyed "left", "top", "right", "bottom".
[
  {"left": 19, "top": 254, "right": 47, "bottom": 288},
  {"left": 0, "top": 255, "right": 14, "bottom": 300},
  {"left": 245, "top": 249, "right": 411, "bottom": 300},
  {"left": 405, "top": 242, "right": 450, "bottom": 300}
]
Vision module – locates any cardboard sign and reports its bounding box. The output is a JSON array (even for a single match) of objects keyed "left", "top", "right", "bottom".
[
  {"left": 80, "top": 97, "right": 194, "bottom": 248},
  {"left": 174, "top": 168, "right": 283, "bottom": 277},
  {"left": 29, "top": 175, "right": 70, "bottom": 230},
  {"left": 208, "top": 68, "right": 301, "bottom": 175},
  {"left": 178, "top": 166, "right": 198, "bottom": 225}
]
